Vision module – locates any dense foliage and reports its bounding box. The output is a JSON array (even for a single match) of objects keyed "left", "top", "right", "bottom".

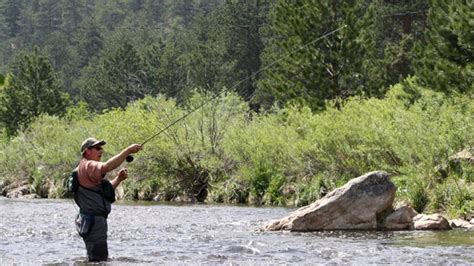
[
  {"left": 0, "top": 48, "right": 70, "bottom": 136},
  {"left": 257, "top": 1, "right": 378, "bottom": 110},
  {"left": 0, "top": 85, "right": 472, "bottom": 217},
  {"left": 414, "top": 0, "right": 473, "bottom": 93},
  {"left": 1, "top": 0, "right": 444, "bottom": 115},
  {"left": 0, "top": 1, "right": 472, "bottom": 218}
]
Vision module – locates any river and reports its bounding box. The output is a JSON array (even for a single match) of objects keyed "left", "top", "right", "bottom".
[{"left": 0, "top": 197, "right": 473, "bottom": 264}]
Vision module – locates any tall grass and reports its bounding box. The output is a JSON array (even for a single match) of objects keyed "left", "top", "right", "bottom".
[{"left": 0, "top": 82, "right": 472, "bottom": 218}]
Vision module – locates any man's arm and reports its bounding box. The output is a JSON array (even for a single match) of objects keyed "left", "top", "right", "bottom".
[{"left": 101, "top": 144, "right": 142, "bottom": 174}]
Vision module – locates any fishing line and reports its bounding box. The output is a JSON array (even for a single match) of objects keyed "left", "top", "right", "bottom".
[{"left": 136, "top": 24, "right": 348, "bottom": 148}]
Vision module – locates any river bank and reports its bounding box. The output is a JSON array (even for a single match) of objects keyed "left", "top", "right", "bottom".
[
  {"left": 1, "top": 169, "right": 473, "bottom": 230},
  {"left": 1, "top": 89, "right": 473, "bottom": 224}
]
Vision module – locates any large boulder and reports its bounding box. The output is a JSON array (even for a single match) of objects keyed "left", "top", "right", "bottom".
[{"left": 264, "top": 171, "right": 396, "bottom": 231}]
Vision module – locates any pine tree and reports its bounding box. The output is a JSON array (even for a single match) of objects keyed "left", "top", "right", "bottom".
[
  {"left": 219, "top": 0, "right": 269, "bottom": 105},
  {"left": 43, "top": 31, "right": 79, "bottom": 94},
  {"left": 143, "top": 0, "right": 166, "bottom": 25},
  {"left": 74, "top": 16, "right": 104, "bottom": 68},
  {"left": 34, "top": 0, "right": 63, "bottom": 42},
  {"left": 184, "top": 10, "right": 229, "bottom": 94},
  {"left": 0, "top": 0, "right": 23, "bottom": 38},
  {"left": 15, "top": 5, "right": 36, "bottom": 50},
  {"left": 415, "top": 0, "right": 473, "bottom": 93},
  {"left": 96, "top": 1, "right": 126, "bottom": 30},
  {"left": 158, "top": 29, "right": 192, "bottom": 101},
  {"left": 0, "top": 13, "right": 9, "bottom": 71},
  {"left": 368, "top": 0, "right": 429, "bottom": 88},
  {"left": 197, "top": 0, "right": 221, "bottom": 15},
  {"left": 130, "top": 0, "right": 145, "bottom": 13},
  {"left": 0, "top": 48, "right": 70, "bottom": 136},
  {"left": 256, "top": 1, "right": 376, "bottom": 110},
  {"left": 142, "top": 40, "right": 166, "bottom": 96},
  {"left": 79, "top": 37, "right": 146, "bottom": 111},
  {"left": 62, "top": 0, "right": 85, "bottom": 39},
  {"left": 169, "top": 0, "right": 196, "bottom": 28}
]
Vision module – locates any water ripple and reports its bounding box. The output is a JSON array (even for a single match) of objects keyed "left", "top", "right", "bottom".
[{"left": 0, "top": 197, "right": 473, "bottom": 264}]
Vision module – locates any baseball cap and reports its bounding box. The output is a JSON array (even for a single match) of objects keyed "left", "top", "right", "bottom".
[{"left": 81, "top": 137, "right": 106, "bottom": 153}]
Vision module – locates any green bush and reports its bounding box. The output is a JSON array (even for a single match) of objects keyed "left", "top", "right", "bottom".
[
  {"left": 410, "top": 179, "right": 430, "bottom": 213},
  {"left": 209, "top": 177, "right": 249, "bottom": 204},
  {"left": 0, "top": 85, "right": 472, "bottom": 219},
  {"left": 294, "top": 174, "right": 330, "bottom": 207},
  {"left": 263, "top": 173, "right": 286, "bottom": 205}
]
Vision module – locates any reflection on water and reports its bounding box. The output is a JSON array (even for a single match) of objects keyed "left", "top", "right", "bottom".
[{"left": 0, "top": 197, "right": 473, "bottom": 264}]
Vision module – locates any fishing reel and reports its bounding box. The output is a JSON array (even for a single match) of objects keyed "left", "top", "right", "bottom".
[{"left": 126, "top": 155, "right": 134, "bottom": 162}]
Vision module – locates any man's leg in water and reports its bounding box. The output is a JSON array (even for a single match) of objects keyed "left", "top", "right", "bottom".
[{"left": 83, "top": 216, "right": 108, "bottom": 261}]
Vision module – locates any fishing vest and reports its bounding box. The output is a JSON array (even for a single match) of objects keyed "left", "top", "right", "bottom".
[{"left": 69, "top": 169, "right": 115, "bottom": 217}]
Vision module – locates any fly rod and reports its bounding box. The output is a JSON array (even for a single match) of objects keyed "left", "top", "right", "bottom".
[{"left": 126, "top": 25, "right": 348, "bottom": 162}]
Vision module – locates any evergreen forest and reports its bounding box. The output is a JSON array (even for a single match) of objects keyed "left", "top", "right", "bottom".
[{"left": 0, "top": 0, "right": 472, "bottom": 219}]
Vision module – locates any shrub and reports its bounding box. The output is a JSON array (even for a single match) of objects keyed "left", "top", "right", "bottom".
[{"left": 0, "top": 86, "right": 471, "bottom": 219}]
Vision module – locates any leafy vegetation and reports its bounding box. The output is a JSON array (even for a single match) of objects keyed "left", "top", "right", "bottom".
[
  {"left": 0, "top": 83, "right": 472, "bottom": 218},
  {"left": 0, "top": 1, "right": 472, "bottom": 219},
  {"left": 414, "top": 0, "right": 473, "bottom": 93},
  {"left": 0, "top": 48, "right": 70, "bottom": 137}
]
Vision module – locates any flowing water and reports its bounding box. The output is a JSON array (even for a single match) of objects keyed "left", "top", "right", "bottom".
[{"left": 1, "top": 197, "right": 473, "bottom": 265}]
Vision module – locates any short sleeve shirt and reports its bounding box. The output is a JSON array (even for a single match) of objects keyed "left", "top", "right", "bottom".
[{"left": 78, "top": 158, "right": 104, "bottom": 188}]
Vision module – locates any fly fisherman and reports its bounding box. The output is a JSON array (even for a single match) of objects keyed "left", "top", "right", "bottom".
[{"left": 74, "top": 137, "right": 142, "bottom": 262}]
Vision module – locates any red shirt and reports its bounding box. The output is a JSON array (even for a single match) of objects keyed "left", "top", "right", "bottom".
[{"left": 77, "top": 158, "right": 104, "bottom": 188}]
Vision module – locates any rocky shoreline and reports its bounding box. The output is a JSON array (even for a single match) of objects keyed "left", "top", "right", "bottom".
[
  {"left": 2, "top": 168, "right": 473, "bottom": 231},
  {"left": 263, "top": 171, "right": 473, "bottom": 231},
  {"left": 1, "top": 180, "right": 42, "bottom": 199}
]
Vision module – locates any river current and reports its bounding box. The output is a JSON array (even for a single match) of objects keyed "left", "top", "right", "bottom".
[{"left": 0, "top": 197, "right": 473, "bottom": 265}]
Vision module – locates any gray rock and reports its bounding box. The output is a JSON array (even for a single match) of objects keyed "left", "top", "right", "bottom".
[
  {"left": 382, "top": 205, "right": 418, "bottom": 230},
  {"left": 449, "top": 219, "right": 474, "bottom": 230},
  {"left": 413, "top": 214, "right": 451, "bottom": 230},
  {"left": 264, "top": 171, "right": 395, "bottom": 231},
  {"left": 6, "top": 185, "right": 30, "bottom": 198},
  {"left": 449, "top": 148, "right": 474, "bottom": 163}
]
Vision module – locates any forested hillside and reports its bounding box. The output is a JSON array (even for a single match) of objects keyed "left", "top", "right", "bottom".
[
  {"left": 0, "top": 1, "right": 472, "bottom": 218},
  {"left": 1, "top": 0, "right": 448, "bottom": 125}
]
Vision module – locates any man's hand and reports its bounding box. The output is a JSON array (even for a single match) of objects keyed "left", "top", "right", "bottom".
[
  {"left": 127, "top": 144, "right": 142, "bottom": 154},
  {"left": 118, "top": 168, "right": 129, "bottom": 182},
  {"left": 103, "top": 144, "right": 143, "bottom": 173}
]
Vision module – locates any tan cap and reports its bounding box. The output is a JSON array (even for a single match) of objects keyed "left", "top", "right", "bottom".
[{"left": 81, "top": 137, "right": 106, "bottom": 153}]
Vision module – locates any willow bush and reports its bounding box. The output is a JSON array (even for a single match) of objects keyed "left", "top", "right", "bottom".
[{"left": 0, "top": 84, "right": 472, "bottom": 218}]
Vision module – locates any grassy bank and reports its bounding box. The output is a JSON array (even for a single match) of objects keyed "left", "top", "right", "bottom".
[{"left": 0, "top": 81, "right": 472, "bottom": 219}]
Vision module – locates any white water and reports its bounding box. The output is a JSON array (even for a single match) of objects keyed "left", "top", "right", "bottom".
[{"left": 0, "top": 197, "right": 473, "bottom": 264}]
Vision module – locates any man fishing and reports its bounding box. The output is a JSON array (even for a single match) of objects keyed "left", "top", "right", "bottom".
[{"left": 74, "top": 137, "right": 142, "bottom": 262}]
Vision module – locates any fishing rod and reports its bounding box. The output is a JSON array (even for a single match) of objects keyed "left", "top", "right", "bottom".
[{"left": 126, "top": 25, "right": 348, "bottom": 162}]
